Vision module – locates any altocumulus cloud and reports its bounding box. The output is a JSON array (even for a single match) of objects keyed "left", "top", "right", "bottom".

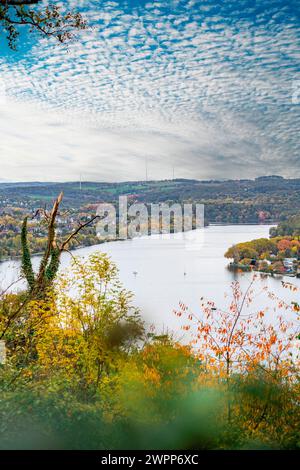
[{"left": 0, "top": 0, "right": 299, "bottom": 182}]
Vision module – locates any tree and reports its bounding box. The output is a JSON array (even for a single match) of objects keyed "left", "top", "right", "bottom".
[
  {"left": 21, "top": 192, "right": 99, "bottom": 298},
  {"left": 175, "top": 277, "right": 299, "bottom": 425},
  {"left": 33, "top": 252, "right": 144, "bottom": 395},
  {"left": 0, "top": 0, "right": 86, "bottom": 49},
  {"left": 277, "top": 238, "right": 292, "bottom": 254}
]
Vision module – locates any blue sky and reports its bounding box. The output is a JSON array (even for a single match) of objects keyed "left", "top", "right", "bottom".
[{"left": 0, "top": 0, "right": 299, "bottom": 182}]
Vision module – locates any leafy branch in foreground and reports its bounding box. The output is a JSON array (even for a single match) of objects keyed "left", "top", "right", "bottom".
[
  {"left": 175, "top": 276, "right": 300, "bottom": 428},
  {"left": 0, "top": 0, "right": 87, "bottom": 49}
]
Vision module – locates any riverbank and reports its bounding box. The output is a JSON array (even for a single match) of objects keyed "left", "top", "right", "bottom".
[
  {"left": 2, "top": 224, "right": 298, "bottom": 333},
  {"left": 225, "top": 232, "right": 300, "bottom": 279},
  {"left": 0, "top": 237, "right": 128, "bottom": 264},
  {"left": 228, "top": 262, "right": 300, "bottom": 278}
]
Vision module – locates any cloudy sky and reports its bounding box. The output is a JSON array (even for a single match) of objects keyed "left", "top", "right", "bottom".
[{"left": 0, "top": 0, "right": 299, "bottom": 182}]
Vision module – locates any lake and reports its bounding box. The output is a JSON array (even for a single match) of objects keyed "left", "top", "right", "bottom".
[{"left": 0, "top": 224, "right": 299, "bottom": 337}]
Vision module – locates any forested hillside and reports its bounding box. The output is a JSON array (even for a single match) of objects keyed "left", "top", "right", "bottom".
[
  {"left": 1, "top": 176, "right": 300, "bottom": 260},
  {"left": 270, "top": 214, "right": 300, "bottom": 237}
]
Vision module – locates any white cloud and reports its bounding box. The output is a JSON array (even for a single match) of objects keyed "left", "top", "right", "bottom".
[{"left": 0, "top": 0, "right": 299, "bottom": 181}]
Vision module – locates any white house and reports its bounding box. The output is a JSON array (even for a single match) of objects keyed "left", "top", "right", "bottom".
[{"left": 283, "top": 258, "right": 295, "bottom": 269}]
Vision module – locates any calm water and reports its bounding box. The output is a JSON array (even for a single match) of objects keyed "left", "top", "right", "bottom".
[{"left": 1, "top": 225, "right": 299, "bottom": 336}]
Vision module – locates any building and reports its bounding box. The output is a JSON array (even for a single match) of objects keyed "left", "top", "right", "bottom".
[{"left": 283, "top": 258, "right": 295, "bottom": 271}]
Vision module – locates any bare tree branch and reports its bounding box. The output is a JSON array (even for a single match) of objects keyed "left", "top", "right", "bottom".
[{"left": 60, "top": 215, "right": 100, "bottom": 252}]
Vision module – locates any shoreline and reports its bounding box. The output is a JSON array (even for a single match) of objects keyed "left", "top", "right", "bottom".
[
  {"left": 0, "top": 222, "right": 276, "bottom": 265},
  {"left": 2, "top": 224, "right": 298, "bottom": 300},
  {"left": 0, "top": 238, "right": 119, "bottom": 264},
  {"left": 227, "top": 262, "right": 300, "bottom": 279}
]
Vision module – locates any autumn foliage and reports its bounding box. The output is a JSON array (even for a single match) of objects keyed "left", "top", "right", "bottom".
[{"left": 0, "top": 255, "right": 299, "bottom": 449}]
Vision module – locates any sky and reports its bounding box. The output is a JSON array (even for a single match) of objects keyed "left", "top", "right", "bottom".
[{"left": 0, "top": 0, "right": 299, "bottom": 182}]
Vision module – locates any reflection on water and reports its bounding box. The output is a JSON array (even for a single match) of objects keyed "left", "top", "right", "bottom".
[{"left": 0, "top": 225, "right": 299, "bottom": 335}]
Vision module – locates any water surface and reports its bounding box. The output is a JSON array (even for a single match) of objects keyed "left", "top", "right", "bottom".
[{"left": 1, "top": 225, "right": 299, "bottom": 336}]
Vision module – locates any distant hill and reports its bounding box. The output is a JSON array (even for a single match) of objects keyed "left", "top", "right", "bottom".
[{"left": 0, "top": 176, "right": 299, "bottom": 224}]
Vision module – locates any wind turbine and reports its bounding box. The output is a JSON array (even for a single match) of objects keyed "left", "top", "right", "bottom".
[{"left": 145, "top": 157, "right": 148, "bottom": 182}]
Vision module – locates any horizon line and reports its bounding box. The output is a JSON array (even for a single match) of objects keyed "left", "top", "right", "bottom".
[{"left": 0, "top": 175, "right": 292, "bottom": 186}]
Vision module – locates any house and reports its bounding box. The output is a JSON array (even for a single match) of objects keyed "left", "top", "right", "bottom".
[{"left": 283, "top": 258, "right": 295, "bottom": 272}]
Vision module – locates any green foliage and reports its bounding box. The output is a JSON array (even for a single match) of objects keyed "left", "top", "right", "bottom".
[
  {"left": 0, "top": 387, "right": 228, "bottom": 450},
  {"left": 21, "top": 217, "right": 35, "bottom": 290},
  {"left": 20, "top": 216, "right": 60, "bottom": 295},
  {"left": 0, "top": 357, "right": 299, "bottom": 450},
  {"left": 45, "top": 247, "right": 61, "bottom": 283},
  {"left": 0, "top": 252, "right": 299, "bottom": 450},
  {"left": 270, "top": 214, "right": 300, "bottom": 237}
]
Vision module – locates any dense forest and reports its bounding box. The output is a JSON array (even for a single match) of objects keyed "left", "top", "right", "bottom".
[
  {"left": 270, "top": 214, "right": 300, "bottom": 237},
  {"left": 1, "top": 176, "right": 300, "bottom": 220}
]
